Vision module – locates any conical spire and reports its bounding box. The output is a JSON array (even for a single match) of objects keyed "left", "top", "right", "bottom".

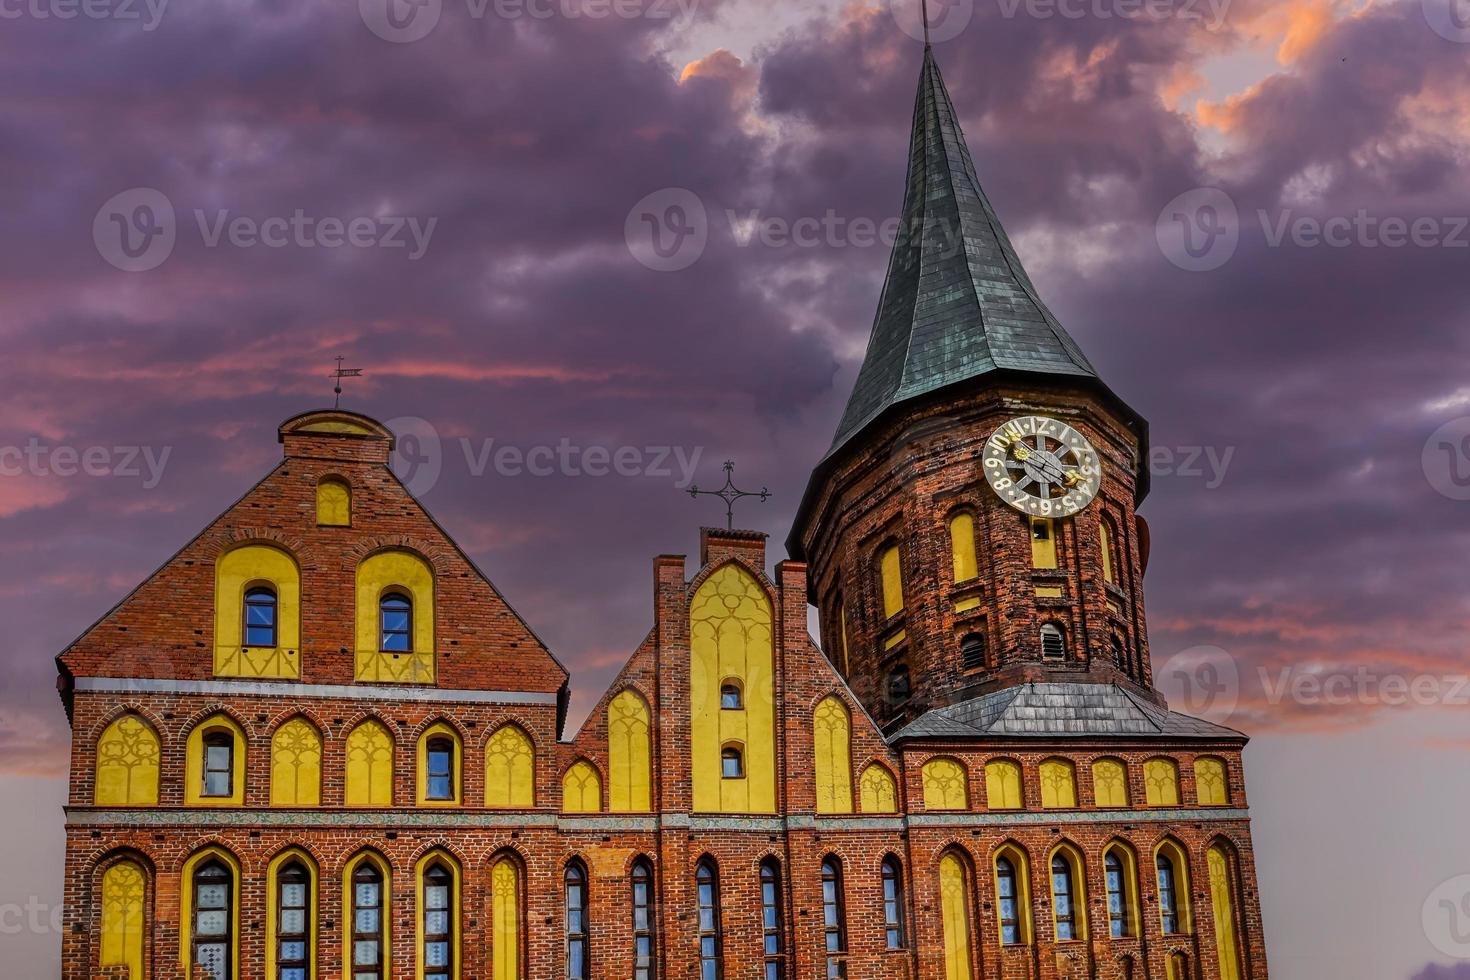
[{"left": 829, "top": 48, "right": 1099, "bottom": 453}]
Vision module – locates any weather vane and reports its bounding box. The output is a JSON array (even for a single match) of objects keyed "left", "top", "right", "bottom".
[
  {"left": 688, "top": 460, "right": 770, "bottom": 530},
  {"left": 331, "top": 356, "right": 363, "bottom": 409}
]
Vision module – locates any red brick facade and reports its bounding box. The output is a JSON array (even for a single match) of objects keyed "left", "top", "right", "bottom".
[{"left": 58, "top": 408, "right": 1269, "bottom": 980}]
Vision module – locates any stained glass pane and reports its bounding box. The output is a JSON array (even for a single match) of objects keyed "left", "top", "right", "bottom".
[
  {"left": 355, "top": 884, "right": 380, "bottom": 908},
  {"left": 279, "top": 910, "right": 305, "bottom": 934},
  {"left": 425, "top": 884, "right": 449, "bottom": 910},
  {"left": 280, "top": 884, "right": 306, "bottom": 908},
  {"left": 354, "top": 941, "right": 379, "bottom": 966},
  {"left": 425, "top": 942, "right": 449, "bottom": 967},
  {"left": 197, "top": 884, "right": 228, "bottom": 909},
  {"left": 355, "top": 908, "right": 380, "bottom": 934},
  {"left": 196, "top": 911, "right": 227, "bottom": 936},
  {"left": 280, "top": 942, "right": 306, "bottom": 961},
  {"left": 425, "top": 910, "right": 448, "bottom": 935}
]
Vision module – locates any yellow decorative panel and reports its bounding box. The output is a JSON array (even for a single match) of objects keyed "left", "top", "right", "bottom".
[
  {"left": 345, "top": 720, "right": 394, "bottom": 807},
  {"left": 1194, "top": 757, "right": 1230, "bottom": 806},
  {"left": 938, "top": 853, "right": 974, "bottom": 980},
  {"left": 1031, "top": 518, "right": 1058, "bottom": 569},
  {"left": 214, "top": 544, "right": 301, "bottom": 679},
  {"left": 416, "top": 722, "right": 462, "bottom": 806},
  {"left": 608, "top": 691, "right": 652, "bottom": 812},
  {"left": 1091, "top": 758, "right": 1129, "bottom": 808},
  {"left": 485, "top": 725, "right": 535, "bottom": 807},
  {"left": 922, "top": 758, "right": 968, "bottom": 810},
  {"left": 316, "top": 478, "right": 351, "bottom": 526},
  {"left": 101, "top": 861, "right": 146, "bottom": 980},
  {"left": 950, "top": 513, "right": 978, "bottom": 583},
  {"left": 184, "top": 715, "right": 246, "bottom": 807},
  {"left": 1035, "top": 585, "right": 1064, "bottom": 598},
  {"left": 415, "top": 852, "right": 462, "bottom": 980},
  {"left": 1100, "top": 520, "right": 1115, "bottom": 583},
  {"left": 266, "top": 850, "right": 319, "bottom": 980},
  {"left": 985, "top": 760, "right": 1023, "bottom": 810},
  {"left": 690, "top": 564, "right": 776, "bottom": 813},
  {"left": 883, "top": 628, "right": 907, "bottom": 651},
  {"left": 491, "top": 860, "right": 520, "bottom": 980},
  {"left": 813, "top": 696, "right": 853, "bottom": 815},
  {"left": 1039, "top": 759, "right": 1077, "bottom": 809},
  {"left": 954, "top": 596, "right": 981, "bottom": 613},
  {"left": 880, "top": 546, "right": 904, "bottom": 618},
  {"left": 271, "top": 718, "right": 322, "bottom": 807},
  {"left": 859, "top": 763, "right": 898, "bottom": 814},
  {"left": 562, "top": 761, "right": 602, "bottom": 813},
  {"left": 1144, "top": 758, "right": 1181, "bottom": 807},
  {"left": 299, "top": 418, "right": 379, "bottom": 436},
  {"left": 1209, "top": 847, "right": 1242, "bottom": 980},
  {"left": 355, "top": 550, "right": 435, "bottom": 684},
  {"left": 95, "top": 715, "right": 160, "bottom": 806}
]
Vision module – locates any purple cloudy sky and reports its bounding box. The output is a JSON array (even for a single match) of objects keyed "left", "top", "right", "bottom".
[{"left": 2, "top": 0, "right": 1469, "bottom": 975}]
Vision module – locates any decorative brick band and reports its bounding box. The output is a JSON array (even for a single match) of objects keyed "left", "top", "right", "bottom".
[{"left": 74, "top": 676, "right": 560, "bottom": 705}]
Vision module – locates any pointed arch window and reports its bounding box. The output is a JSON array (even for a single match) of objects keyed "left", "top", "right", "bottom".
[
  {"left": 631, "top": 860, "right": 656, "bottom": 980},
  {"left": 938, "top": 853, "right": 974, "bottom": 980},
  {"left": 275, "top": 861, "right": 311, "bottom": 980},
  {"left": 1208, "top": 845, "right": 1244, "bottom": 980},
  {"left": 881, "top": 856, "right": 906, "bottom": 950},
  {"left": 421, "top": 862, "right": 454, "bottom": 980},
  {"left": 565, "top": 861, "right": 589, "bottom": 980},
  {"left": 696, "top": 860, "right": 723, "bottom": 980},
  {"left": 996, "top": 856, "right": 1025, "bottom": 946},
  {"left": 1157, "top": 853, "right": 1182, "bottom": 935},
  {"left": 380, "top": 593, "right": 413, "bottom": 653},
  {"left": 821, "top": 857, "right": 848, "bottom": 978},
  {"left": 1100, "top": 519, "right": 1116, "bottom": 584},
  {"left": 1050, "top": 853, "right": 1081, "bottom": 942},
  {"left": 192, "top": 860, "right": 234, "bottom": 980},
  {"left": 1105, "top": 850, "right": 1132, "bottom": 938},
  {"left": 949, "top": 512, "right": 979, "bottom": 583},
  {"left": 351, "top": 861, "right": 386, "bottom": 980},
  {"left": 245, "top": 587, "right": 279, "bottom": 647},
  {"left": 759, "top": 859, "right": 786, "bottom": 980}
]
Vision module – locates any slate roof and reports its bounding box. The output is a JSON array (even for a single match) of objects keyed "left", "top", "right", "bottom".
[
  {"left": 828, "top": 47, "right": 1098, "bottom": 456},
  {"left": 889, "top": 683, "right": 1246, "bottom": 743}
]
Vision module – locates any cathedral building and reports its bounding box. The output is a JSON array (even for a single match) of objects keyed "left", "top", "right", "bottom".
[{"left": 59, "top": 47, "right": 1269, "bottom": 980}]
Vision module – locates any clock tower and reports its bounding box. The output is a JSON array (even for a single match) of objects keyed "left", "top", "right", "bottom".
[{"left": 789, "top": 47, "right": 1161, "bottom": 732}]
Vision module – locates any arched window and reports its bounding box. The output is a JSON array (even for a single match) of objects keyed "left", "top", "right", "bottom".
[
  {"left": 1194, "top": 757, "right": 1230, "bottom": 806},
  {"left": 202, "top": 731, "right": 234, "bottom": 798},
  {"left": 938, "top": 853, "right": 974, "bottom": 980},
  {"left": 1050, "top": 850, "right": 1084, "bottom": 942},
  {"left": 95, "top": 715, "right": 160, "bottom": 806},
  {"left": 996, "top": 856, "right": 1022, "bottom": 945},
  {"left": 425, "top": 738, "right": 454, "bottom": 802},
  {"left": 1157, "top": 851, "right": 1183, "bottom": 935},
  {"left": 275, "top": 861, "right": 311, "bottom": 980},
  {"left": 1104, "top": 848, "right": 1136, "bottom": 938},
  {"left": 1092, "top": 758, "right": 1130, "bottom": 808},
  {"left": 631, "top": 860, "right": 656, "bottom": 980},
  {"left": 380, "top": 593, "right": 413, "bottom": 653},
  {"left": 881, "top": 856, "right": 906, "bottom": 950},
  {"left": 316, "top": 478, "right": 351, "bottom": 527},
  {"left": 759, "top": 859, "right": 786, "bottom": 980},
  {"left": 949, "top": 512, "right": 978, "bottom": 583},
  {"left": 422, "top": 862, "right": 455, "bottom": 980},
  {"left": 565, "top": 861, "right": 589, "bottom": 980},
  {"left": 821, "top": 857, "right": 848, "bottom": 977},
  {"left": 192, "top": 860, "right": 234, "bottom": 980},
  {"left": 887, "top": 665, "right": 911, "bottom": 705},
  {"left": 813, "top": 696, "right": 853, "bottom": 815},
  {"left": 859, "top": 764, "right": 898, "bottom": 814},
  {"left": 985, "top": 759, "right": 1023, "bottom": 810},
  {"left": 1208, "top": 845, "right": 1244, "bottom": 980},
  {"left": 1039, "top": 758, "right": 1077, "bottom": 809},
  {"left": 960, "top": 632, "right": 987, "bottom": 671},
  {"left": 1040, "top": 623, "right": 1066, "bottom": 661},
  {"left": 345, "top": 720, "right": 394, "bottom": 807},
  {"left": 485, "top": 724, "right": 535, "bottom": 808},
  {"left": 271, "top": 718, "right": 323, "bottom": 808},
  {"left": 719, "top": 682, "right": 743, "bottom": 710},
  {"left": 349, "top": 859, "right": 386, "bottom": 980},
  {"left": 1031, "top": 517, "right": 1058, "bottom": 569},
  {"left": 244, "top": 587, "right": 279, "bottom": 647},
  {"left": 696, "top": 860, "right": 723, "bottom": 980},
  {"left": 720, "top": 745, "right": 744, "bottom": 779},
  {"left": 922, "top": 757, "right": 968, "bottom": 810},
  {"left": 1100, "top": 519, "right": 1116, "bottom": 584},
  {"left": 1144, "top": 757, "right": 1181, "bottom": 807},
  {"left": 100, "top": 860, "right": 148, "bottom": 980},
  {"left": 879, "top": 544, "right": 904, "bottom": 618}
]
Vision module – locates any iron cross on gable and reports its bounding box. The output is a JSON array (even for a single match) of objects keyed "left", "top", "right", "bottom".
[{"left": 687, "top": 461, "right": 770, "bottom": 530}]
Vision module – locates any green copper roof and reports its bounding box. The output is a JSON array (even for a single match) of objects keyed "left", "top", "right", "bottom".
[{"left": 829, "top": 47, "right": 1098, "bottom": 453}]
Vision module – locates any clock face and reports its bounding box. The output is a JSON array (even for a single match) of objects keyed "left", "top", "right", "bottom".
[{"left": 982, "top": 416, "right": 1102, "bottom": 517}]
